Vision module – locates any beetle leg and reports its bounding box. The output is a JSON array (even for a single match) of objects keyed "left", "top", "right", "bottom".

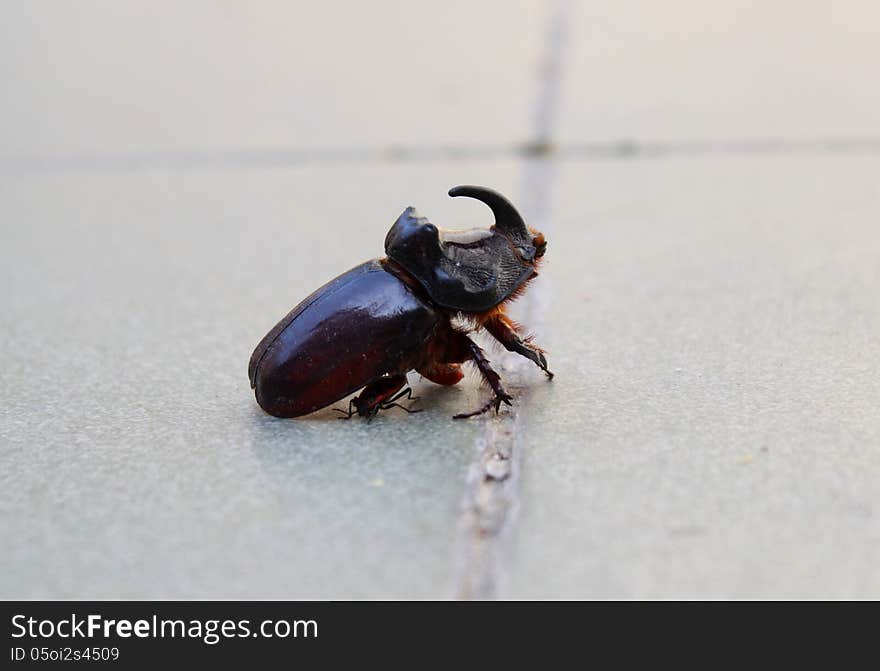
[
  {"left": 381, "top": 402, "right": 423, "bottom": 414},
  {"left": 453, "top": 397, "right": 506, "bottom": 419},
  {"left": 334, "top": 398, "right": 357, "bottom": 419},
  {"left": 378, "top": 387, "right": 422, "bottom": 414},
  {"left": 361, "top": 387, "right": 422, "bottom": 416},
  {"left": 484, "top": 313, "right": 554, "bottom": 379},
  {"left": 348, "top": 374, "right": 422, "bottom": 420},
  {"left": 385, "top": 387, "right": 420, "bottom": 405},
  {"left": 450, "top": 334, "right": 513, "bottom": 419}
]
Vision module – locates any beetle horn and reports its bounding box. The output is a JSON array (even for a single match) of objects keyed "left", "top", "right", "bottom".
[{"left": 448, "top": 185, "right": 530, "bottom": 242}]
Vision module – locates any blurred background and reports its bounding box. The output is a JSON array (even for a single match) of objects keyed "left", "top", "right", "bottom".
[{"left": 1, "top": 1, "right": 878, "bottom": 599}]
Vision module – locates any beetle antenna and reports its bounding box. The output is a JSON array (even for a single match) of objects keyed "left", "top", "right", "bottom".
[{"left": 448, "top": 185, "right": 530, "bottom": 242}]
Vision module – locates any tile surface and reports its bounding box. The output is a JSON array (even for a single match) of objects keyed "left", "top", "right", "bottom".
[
  {"left": 509, "top": 155, "right": 880, "bottom": 598},
  {"left": 1, "top": 1, "right": 879, "bottom": 599}
]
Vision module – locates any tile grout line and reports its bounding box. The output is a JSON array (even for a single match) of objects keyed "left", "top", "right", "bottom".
[
  {"left": 6, "top": 137, "right": 880, "bottom": 173},
  {"left": 453, "top": 0, "right": 570, "bottom": 601}
]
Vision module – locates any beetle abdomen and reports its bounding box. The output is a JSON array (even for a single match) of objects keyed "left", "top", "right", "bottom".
[{"left": 249, "top": 260, "right": 440, "bottom": 418}]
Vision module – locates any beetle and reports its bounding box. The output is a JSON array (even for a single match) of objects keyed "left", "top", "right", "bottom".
[{"left": 248, "top": 185, "right": 553, "bottom": 420}]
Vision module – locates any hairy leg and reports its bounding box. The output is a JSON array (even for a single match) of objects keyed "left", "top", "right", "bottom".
[
  {"left": 483, "top": 311, "right": 554, "bottom": 379},
  {"left": 431, "top": 330, "right": 512, "bottom": 419}
]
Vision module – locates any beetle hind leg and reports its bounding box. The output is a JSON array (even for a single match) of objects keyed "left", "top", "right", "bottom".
[
  {"left": 378, "top": 388, "right": 423, "bottom": 416},
  {"left": 334, "top": 399, "right": 357, "bottom": 419},
  {"left": 337, "top": 375, "right": 421, "bottom": 421}
]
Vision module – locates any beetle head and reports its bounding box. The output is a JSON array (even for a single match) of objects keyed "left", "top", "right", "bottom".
[
  {"left": 384, "top": 186, "right": 545, "bottom": 313},
  {"left": 447, "top": 185, "right": 541, "bottom": 263}
]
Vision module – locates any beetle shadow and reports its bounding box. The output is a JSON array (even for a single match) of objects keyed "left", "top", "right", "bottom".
[
  {"left": 240, "top": 380, "right": 486, "bottom": 595},
  {"left": 258, "top": 379, "right": 471, "bottom": 424},
  {"left": 241, "top": 369, "right": 505, "bottom": 501}
]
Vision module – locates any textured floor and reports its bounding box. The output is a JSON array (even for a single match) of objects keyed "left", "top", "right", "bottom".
[{"left": 2, "top": 1, "right": 878, "bottom": 599}]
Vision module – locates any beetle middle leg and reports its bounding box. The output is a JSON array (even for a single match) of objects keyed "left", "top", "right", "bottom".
[
  {"left": 438, "top": 332, "right": 513, "bottom": 419},
  {"left": 483, "top": 311, "right": 554, "bottom": 379}
]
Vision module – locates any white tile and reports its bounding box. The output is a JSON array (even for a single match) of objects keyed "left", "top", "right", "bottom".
[{"left": 559, "top": 0, "right": 880, "bottom": 141}]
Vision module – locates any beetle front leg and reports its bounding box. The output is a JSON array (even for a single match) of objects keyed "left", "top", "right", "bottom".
[
  {"left": 484, "top": 313, "right": 554, "bottom": 379},
  {"left": 450, "top": 334, "right": 513, "bottom": 419}
]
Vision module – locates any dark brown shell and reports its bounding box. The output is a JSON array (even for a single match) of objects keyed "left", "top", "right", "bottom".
[{"left": 248, "top": 260, "right": 441, "bottom": 417}]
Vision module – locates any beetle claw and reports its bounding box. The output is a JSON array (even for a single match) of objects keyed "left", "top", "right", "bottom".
[
  {"left": 535, "top": 352, "right": 555, "bottom": 379},
  {"left": 514, "top": 339, "right": 554, "bottom": 379},
  {"left": 453, "top": 393, "right": 513, "bottom": 420},
  {"left": 495, "top": 393, "right": 513, "bottom": 413}
]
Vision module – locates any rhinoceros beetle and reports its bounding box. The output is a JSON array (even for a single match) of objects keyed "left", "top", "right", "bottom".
[{"left": 248, "top": 185, "right": 552, "bottom": 420}]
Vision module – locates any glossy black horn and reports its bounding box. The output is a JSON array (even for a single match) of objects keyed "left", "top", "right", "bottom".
[{"left": 448, "top": 185, "right": 530, "bottom": 241}]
